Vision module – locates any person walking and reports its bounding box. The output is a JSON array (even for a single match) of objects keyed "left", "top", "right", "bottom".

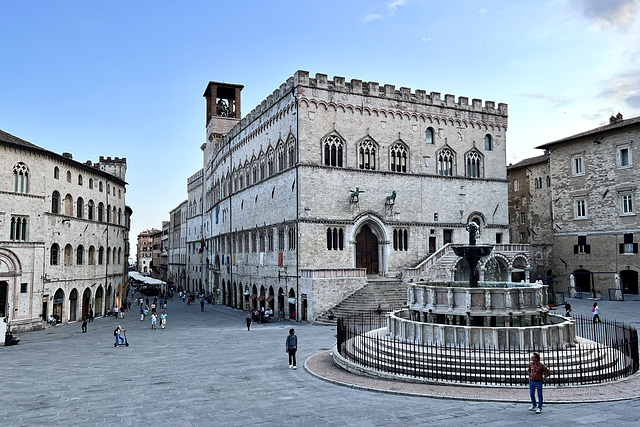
[
  {"left": 81, "top": 316, "right": 87, "bottom": 333},
  {"left": 200, "top": 299, "right": 205, "bottom": 312},
  {"left": 151, "top": 313, "right": 157, "bottom": 330},
  {"left": 246, "top": 314, "right": 252, "bottom": 331},
  {"left": 140, "top": 307, "right": 144, "bottom": 321},
  {"left": 160, "top": 311, "right": 167, "bottom": 329},
  {"left": 592, "top": 302, "right": 601, "bottom": 323},
  {"left": 286, "top": 328, "right": 298, "bottom": 369},
  {"left": 88, "top": 308, "right": 94, "bottom": 323},
  {"left": 527, "top": 352, "right": 551, "bottom": 414},
  {"left": 564, "top": 302, "right": 572, "bottom": 317}
]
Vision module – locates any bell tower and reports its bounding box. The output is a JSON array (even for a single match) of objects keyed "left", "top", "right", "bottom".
[{"left": 203, "top": 81, "right": 244, "bottom": 147}]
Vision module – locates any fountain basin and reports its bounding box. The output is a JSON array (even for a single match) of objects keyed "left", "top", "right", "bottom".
[{"left": 452, "top": 245, "right": 493, "bottom": 258}]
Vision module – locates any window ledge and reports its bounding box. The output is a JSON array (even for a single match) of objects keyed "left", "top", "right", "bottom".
[
  {"left": 617, "top": 165, "right": 633, "bottom": 170},
  {"left": 619, "top": 213, "right": 636, "bottom": 217},
  {"left": 622, "top": 253, "right": 636, "bottom": 256},
  {"left": 574, "top": 217, "right": 588, "bottom": 221}
]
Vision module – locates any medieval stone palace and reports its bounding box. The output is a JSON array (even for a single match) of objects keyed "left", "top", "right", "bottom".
[
  {"left": 1, "top": 130, "right": 131, "bottom": 331},
  {"left": 169, "top": 71, "right": 527, "bottom": 322}
]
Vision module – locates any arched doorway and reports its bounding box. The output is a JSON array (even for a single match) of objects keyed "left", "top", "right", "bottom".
[
  {"left": 82, "top": 288, "right": 91, "bottom": 319},
  {"left": 69, "top": 288, "right": 78, "bottom": 321},
  {"left": 356, "top": 224, "right": 379, "bottom": 274},
  {"left": 454, "top": 258, "right": 470, "bottom": 281},
  {"left": 233, "top": 284, "right": 238, "bottom": 309},
  {"left": 106, "top": 285, "right": 112, "bottom": 311},
  {"left": 288, "top": 288, "right": 296, "bottom": 320},
  {"left": 573, "top": 269, "right": 591, "bottom": 293},
  {"left": 621, "top": 270, "right": 638, "bottom": 294},
  {"left": 95, "top": 286, "right": 103, "bottom": 317},
  {"left": 53, "top": 288, "right": 64, "bottom": 323},
  {"left": 267, "top": 286, "right": 274, "bottom": 311},
  {"left": 116, "top": 284, "right": 121, "bottom": 308},
  {"left": 0, "top": 281, "right": 8, "bottom": 319},
  {"left": 278, "top": 287, "right": 285, "bottom": 319},
  {"left": 228, "top": 281, "right": 233, "bottom": 307},
  {"left": 259, "top": 285, "right": 266, "bottom": 309},
  {"left": 251, "top": 285, "right": 258, "bottom": 311}
]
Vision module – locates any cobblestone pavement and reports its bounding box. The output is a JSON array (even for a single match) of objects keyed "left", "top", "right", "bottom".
[{"left": 3, "top": 294, "right": 639, "bottom": 426}]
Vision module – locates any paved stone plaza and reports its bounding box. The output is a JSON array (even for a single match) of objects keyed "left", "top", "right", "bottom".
[{"left": 3, "top": 295, "right": 639, "bottom": 426}]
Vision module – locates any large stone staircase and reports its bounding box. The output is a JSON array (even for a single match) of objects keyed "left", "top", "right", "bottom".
[{"left": 313, "top": 278, "right": 407, "bottom": 326}]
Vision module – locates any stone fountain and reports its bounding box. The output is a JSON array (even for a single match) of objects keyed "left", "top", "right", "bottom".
[{"left": 451, "top": 222, "right": 493, "bottom": 287}]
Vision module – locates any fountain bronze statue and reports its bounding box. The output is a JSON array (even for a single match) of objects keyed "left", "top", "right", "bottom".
[{"left": 452, "top": 222, "right": 493, "bottom": 287}]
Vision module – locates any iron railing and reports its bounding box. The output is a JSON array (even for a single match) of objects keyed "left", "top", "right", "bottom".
[{"left": 336, "top": 312, "right": 638, "bottom": 386}]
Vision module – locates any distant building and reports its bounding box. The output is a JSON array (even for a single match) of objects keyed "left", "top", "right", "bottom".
[
  {"left": 507, "top": 153, "right": 553, "bottom": 280},
  {"left": 160, "top": 220, "right": 169, "bottom": 280},
  {"left": 535, "top": 113, "right": 640, "bottom": 296},
  {"left": 136, "top": 229, "right": 158, "bottom": 274},
  {"left": 1, "top": 129, "right": 130, "bottom": 331},
  {"left": 167, "top": 201, "right": 187, "bottom": 290}
]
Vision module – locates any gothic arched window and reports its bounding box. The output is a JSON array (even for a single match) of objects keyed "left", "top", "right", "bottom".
[
  {"left": 484, "top": 134, "right": 493, "bottom": 151},
  {"left": 437, "top": 148, "right": 455, "bottom": 176},
  {"left": 323, "top": 135, "right": 344, "bottom": 167},
  {"left": 465, "top": 150, "right": 482, "bottom": 178},
  {"left": 12, "top": 162, "right": 29, "bottom": 193},
  {"left": 390, "top": 142, "right": 408, "bottom": 173},
  {"left": 358, "top": 139, "right": 377, "bottom": 170},
  {"left": 64, "top": 194, "right": 73, "bottom": 216}
]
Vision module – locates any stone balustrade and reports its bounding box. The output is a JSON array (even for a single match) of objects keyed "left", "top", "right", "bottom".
[
  {"left": 387, "top": 309, "right": 577, "bottom": 350},
  {"left": 407, "top": 282, "right": 549, "bottom": 318}
]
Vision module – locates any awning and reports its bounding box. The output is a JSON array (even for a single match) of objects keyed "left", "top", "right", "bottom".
[
  {"left": 257, "top": 295, "right": 265, "bottom": 302},
  {"left": 249, "top": 294, "right": 257, "bottom": 300},
  {"left": 287, "top": 297, "right": 296, "bottom": 304},
  {"left": 265, "top": 295, "right": 274, "bottom": 302}
]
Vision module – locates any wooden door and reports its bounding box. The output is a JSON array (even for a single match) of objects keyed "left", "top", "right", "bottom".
[{"left": 356, "top": 225, "right": 379, "bottom": 274}]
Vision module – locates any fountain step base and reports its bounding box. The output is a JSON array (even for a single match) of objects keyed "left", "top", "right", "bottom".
[{"left": 336, "top": 328, "right": 636, "bottom": 387}]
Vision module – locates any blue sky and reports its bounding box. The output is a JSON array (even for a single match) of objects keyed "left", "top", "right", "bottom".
[{"left": 2, "top": 0, "right": 639, "bottom": 253}]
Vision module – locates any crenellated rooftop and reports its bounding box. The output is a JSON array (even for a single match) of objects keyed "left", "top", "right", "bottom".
[{"left": 212, "top": 70, "right": 508, "bottom": 159}]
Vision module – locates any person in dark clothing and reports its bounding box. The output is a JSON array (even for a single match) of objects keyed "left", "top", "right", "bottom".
[
  {"left": 88, "top": 308, "right": 94, "bottom": 322},
  {"left": 200, "top": 299, "right": 205, "bottom": 312},
  {"left": 246, "top": 314, "right": 252, "bottom": 331},
  {"left": 81, "top": 316, "right": 87, "bottom": 333},
  {"left": 286, "top": 328, "right": 298, "bottom": 369}
]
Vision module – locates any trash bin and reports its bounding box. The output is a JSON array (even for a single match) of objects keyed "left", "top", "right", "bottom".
[{"left": 5, "top": 332, "right": 12, "bottom": 346}]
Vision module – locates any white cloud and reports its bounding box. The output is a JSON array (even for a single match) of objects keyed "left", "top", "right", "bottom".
[
  {"left": 598, "top": 70, "right": 640, "bottom": 109},
  {"left": 478, "top": 8, "right": 487, "bottom": 15},
  {"left": 569, "top": 0, "right": 640, "bottom": 28},
  {"left": 387, "top": 0, "right": 408, "bottom": 13},
  {"left": 362, "top": 14, "right": 383, "bottom": 23},
  {"left": 421, "top": 36, "right": 431, "bottom": 42}
]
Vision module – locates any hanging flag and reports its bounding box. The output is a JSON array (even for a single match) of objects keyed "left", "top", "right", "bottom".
[{"left": 198, "top": 237, "right": 206, "bottom": 254}]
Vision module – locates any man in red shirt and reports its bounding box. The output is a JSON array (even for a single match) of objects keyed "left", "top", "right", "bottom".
[{"left": 528, "top": 352, "right": 551, "bottom": 413}]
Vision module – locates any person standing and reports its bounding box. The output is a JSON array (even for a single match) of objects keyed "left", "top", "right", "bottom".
[
  {"left": 151, "top": 312, "right": 157, "bottom": 330},
  {"left": 81, "top": 316, "right": 87, "bottom": 333},
  {"left": 528, "top": 352, "right": 551, "bottom": 414},
  {"left": 200, "top": 299, "right": 205, "bottom": 312},
  {"left": 592, "top": 302, "right": 601, "bottom": 323},
  {"left": 246, "top": 314, "right": 252, "bottom": 331},
  {"left": 88, "top": 308, "right": 94, "bottom": 323},
  {"left": 286, "top": 328, "right": 298, "bottom": 369},
  {"left": 564, "top": 302, "right": 572, "bottom": 317}
]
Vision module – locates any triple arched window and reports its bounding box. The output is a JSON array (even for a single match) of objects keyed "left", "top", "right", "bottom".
[
  {"left": 390, "top": 142, "right": 408, "bottom": 173},
  {"left": 12, "top": 162, "right": 29, "bottom": 193},
  {"left": 358, "top": 140, "right": 377, "bottom": 170},
  {"left": 326, "top": 227, "right": 344, "bottom": 250},
  {"left": 437, "top": 148, "right": 455, "bottom": 176},
  {"left": 465, "top": 150, "right": 482, "bottom": 178},
  {"left": 323, "top": 135, "right": 344, "bottom": 167},
  {"left": 10, "top": 216, "right": 27, "bottom": 241}
]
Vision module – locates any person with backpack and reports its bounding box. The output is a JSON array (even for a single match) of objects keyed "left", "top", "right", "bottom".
[
  {"left": 114, "top": 325, "right": 125, "bottom": 347},
  {"left": 591, "top": 302, "right": 601, "bottom": 322}
]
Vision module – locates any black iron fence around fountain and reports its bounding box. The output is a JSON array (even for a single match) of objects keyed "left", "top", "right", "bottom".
[{"left": 336, "top": 312, "right": 639, "bottom": 386}]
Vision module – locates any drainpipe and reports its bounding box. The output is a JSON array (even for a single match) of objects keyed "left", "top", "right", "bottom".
[{"left": 295, "top": 88, "right": 300, "bottom": 322}]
